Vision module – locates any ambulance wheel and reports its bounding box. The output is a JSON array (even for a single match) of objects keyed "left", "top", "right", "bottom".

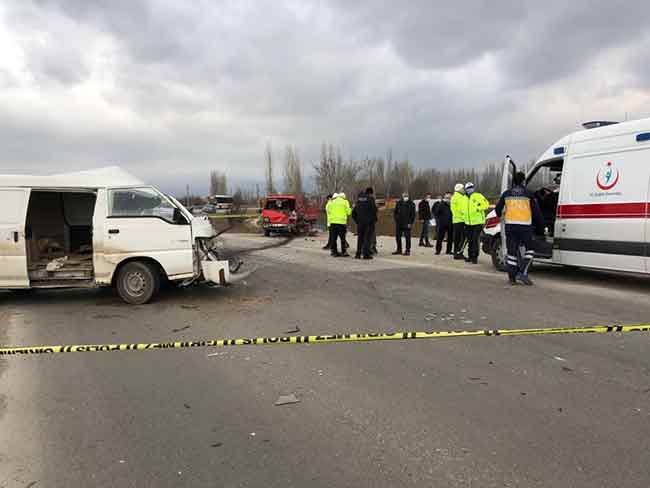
[
  {"left": 491, "top": 239, "right": 507, "bottom": 272},
  {"left": 116, "top": 261, "right": 159, "bottom": 305}
]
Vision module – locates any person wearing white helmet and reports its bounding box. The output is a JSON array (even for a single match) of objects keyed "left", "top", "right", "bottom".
[
  {"left": 450, "top": 183, "right": 469, "bottom": 259},
  {"left": 327, "top": 192, "right": 352, "bottom": 257},
  {"left": 463, "top": 182, "right": 489, "bottom": 264}
]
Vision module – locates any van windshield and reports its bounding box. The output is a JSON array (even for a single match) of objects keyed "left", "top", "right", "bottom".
[{"left": 265, "top": 199, "right": 296, "bottom": 211}]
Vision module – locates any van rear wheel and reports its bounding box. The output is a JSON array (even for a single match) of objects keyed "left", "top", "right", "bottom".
[{"left": 116, "top": 261, "right": 159, "bottom": 305}]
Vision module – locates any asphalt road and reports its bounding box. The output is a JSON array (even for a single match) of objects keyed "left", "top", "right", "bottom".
[{"left": 2, "top": 234, "right": 650, "bottom": 487}]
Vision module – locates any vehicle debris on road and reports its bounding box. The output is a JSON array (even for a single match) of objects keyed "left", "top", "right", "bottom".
[{"left": 275, "top": 394, "right": 301, "bottom": 406}]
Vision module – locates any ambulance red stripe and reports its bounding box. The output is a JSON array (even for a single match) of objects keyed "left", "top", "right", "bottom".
[
  {"left": 484, "top": 202, "right": 648, "bottom": 228},
  {"left": 557, "top": 202, "right": 648, "bottom": 219}
]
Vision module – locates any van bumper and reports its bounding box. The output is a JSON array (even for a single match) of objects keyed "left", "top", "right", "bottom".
[
  {"left": 264, "top": 223, "right": 291, "bottom": 232},
  {"left": 201, "top": 260, "right": 230, "bottom": 285}
]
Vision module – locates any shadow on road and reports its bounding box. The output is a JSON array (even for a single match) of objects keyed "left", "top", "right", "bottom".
[{"left": 532, "top": 262, "right": 650, "bottom": 293}]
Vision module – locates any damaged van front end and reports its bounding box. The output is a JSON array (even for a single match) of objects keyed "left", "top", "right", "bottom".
[
  {"left": 169, "top": 197, "right": 232, "bottom": 287},
  {"left": 191, "top": 216, "right": 230, "bottom": 286}
]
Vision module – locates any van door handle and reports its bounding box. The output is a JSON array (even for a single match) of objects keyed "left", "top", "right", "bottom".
[
  {"left": 108, "top": 229, "right": 120, "bottom": 234},
  {"left": 13, "top": 231, "right": 19, "bottom": 243}
]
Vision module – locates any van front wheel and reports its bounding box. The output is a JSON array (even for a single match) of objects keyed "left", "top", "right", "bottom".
[
  {"left": 116, "top": 261, "right": 159, "bottom": 305},
  {"left": 491, "top": 238, "right": 507, "bottom": 273}
]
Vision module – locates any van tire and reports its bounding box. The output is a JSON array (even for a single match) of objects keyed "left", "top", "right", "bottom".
[
  {"left": 491, "top": 238, "right": 507, "bottom": 272},
  {"left": 116, "top": 261, "right": 159, "bottom": 305},
  {"left": 264, "top": 229, "right": 271, "bottom": 237}
]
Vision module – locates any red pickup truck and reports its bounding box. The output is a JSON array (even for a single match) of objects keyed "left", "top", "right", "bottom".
[{"left": 261, "top": 195, "right": 319, "bottom": 236}]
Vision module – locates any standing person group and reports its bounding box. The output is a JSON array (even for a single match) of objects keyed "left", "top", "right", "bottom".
[
  {"left": 449, "top": 182, "right": 488, "bottom": 264},
  {"left": 322, "top": 184, "right": 487, "bottom": 264},
  {"left": 319, "top": 175, "right": 541, "bottom": 285}
]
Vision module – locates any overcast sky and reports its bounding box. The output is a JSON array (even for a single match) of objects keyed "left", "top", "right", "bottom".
[{"left": 1, "top": 0, "right": 649, "bottom": 195}]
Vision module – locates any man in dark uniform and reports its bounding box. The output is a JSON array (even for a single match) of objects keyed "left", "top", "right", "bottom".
[
  {"left": 393, "top": 193, "right": 416, "bottom": 256},
  {"left": 432, "top": 192, "right": 453, "bottom": 255},
  {"left": 418, "top": 193, "right": 433, "bottom": 247},
  {"left": 352, "top": 189, "right": 378, "bottom": 259},
  {"left": 495, "top": 171, "right": 544, "bottom": 285},
  {"left": 365, "top": 187, "right": 379, "bottom": 255}
]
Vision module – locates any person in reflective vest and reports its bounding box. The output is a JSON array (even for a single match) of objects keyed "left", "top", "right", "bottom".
[
  {"left": 322, "top": 193, "right": 334, "bottom": 250},
  {"left": 463, "top": 182, "right": 489, "bottom": 264},
  {"left": 327, "top": 193, "right": 352, "bottom": 257},
  {"left": 450, "top": 183, "right": 469, "bottom": 260},
  {"left": 494, "top": 171, "right": 543, "bottom": 285}
]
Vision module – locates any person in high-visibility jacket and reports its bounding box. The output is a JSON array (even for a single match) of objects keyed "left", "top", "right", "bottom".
[
  {"left": 494, "top": 171, "right": 544, "bottom": 285},
  {"left": 327, "top": 193, "right": 352, "bottom": 257},
  {"left": 322, "top": 193, "right": 334, "bottom": 250},
  {"left": 450, "top": 183, "right": 469, "bottom": 260},
  {"left": 463, "top": 182, "right": 490, "bottom": 264}
]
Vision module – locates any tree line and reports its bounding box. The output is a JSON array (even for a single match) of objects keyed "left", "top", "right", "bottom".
[
  {"left": 203, "top": 141, "right": 545, "bottom": 207},
  {"left": 312, "top": 143, "right": 507, "bottom": 200}
]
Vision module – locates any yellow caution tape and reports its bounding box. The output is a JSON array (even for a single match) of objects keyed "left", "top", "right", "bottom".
[
  {"left": 208, "top": 214, "right": 258, "bottom": 219},
  {"left": 1, "top": 324, "right": 649, "bottom": 357}
]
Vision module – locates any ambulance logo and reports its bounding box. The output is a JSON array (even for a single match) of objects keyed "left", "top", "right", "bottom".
[{"left": 596, "top": 161, "right": 619, "bottom": 190}]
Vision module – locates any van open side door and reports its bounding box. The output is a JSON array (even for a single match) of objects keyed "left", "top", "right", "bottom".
[
  {"left": 0, "top": 188, "right": 31, "bottom": 287},
  {"left": 498, "top": 156, "right": 516, "bottom": 266}
]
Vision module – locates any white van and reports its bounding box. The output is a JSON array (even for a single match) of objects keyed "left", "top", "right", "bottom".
[
  {"left": 0, "top": 167, "right": 230, "bottom": 304},
  {"left": 482, "top": 117, "right": 650, "bottom": 274}
]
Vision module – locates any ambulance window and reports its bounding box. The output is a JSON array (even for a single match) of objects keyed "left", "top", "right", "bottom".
[
  {"left": 526, "top": 160, "right": 564, "bottom": 192},
  {"left": 527, "top": 167, "right": 554, "bottom": 192}
]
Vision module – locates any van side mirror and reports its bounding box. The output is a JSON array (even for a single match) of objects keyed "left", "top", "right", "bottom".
[{"left": 173, "top": 207, "right": 188, "bottom": 225}]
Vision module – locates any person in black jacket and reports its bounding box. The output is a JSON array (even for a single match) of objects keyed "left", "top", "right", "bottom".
[
  {"left": 393, "top": 193, "right": 416, "bottom": 256},
  {"left": 432, "top": 192, "right": 453, "bottom": 255},
  {"left": 352, "top": 189, "right": 378, "bottom": 259},
  {"left": 365, "top": 187, "right": 379, "bottom": 255},
  {"left": 417, "top": 193, "right": 433, "bottom": 247}
]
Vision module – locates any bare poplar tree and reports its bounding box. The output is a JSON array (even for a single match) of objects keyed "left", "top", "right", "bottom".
[
  {"left": 283, "top": 145, "right": 304, "bottom": 195},
  {"left": 265, "top": 141, "right": 276, "bottom": 195},
  {"left": 209, "top": 170, "right": 228, "bottom": 195}
]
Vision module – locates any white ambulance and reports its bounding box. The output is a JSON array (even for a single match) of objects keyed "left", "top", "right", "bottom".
[
  {"left": 482, "top": 118, "right": 650, "bottom": 274},
  {"left": 0, "top": 167, "right": 230, "bottom": 304}
]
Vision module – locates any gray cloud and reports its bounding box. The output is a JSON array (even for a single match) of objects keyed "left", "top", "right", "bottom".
[{"left": 0, "top": 0, "right": 649, "bottom": 194}]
